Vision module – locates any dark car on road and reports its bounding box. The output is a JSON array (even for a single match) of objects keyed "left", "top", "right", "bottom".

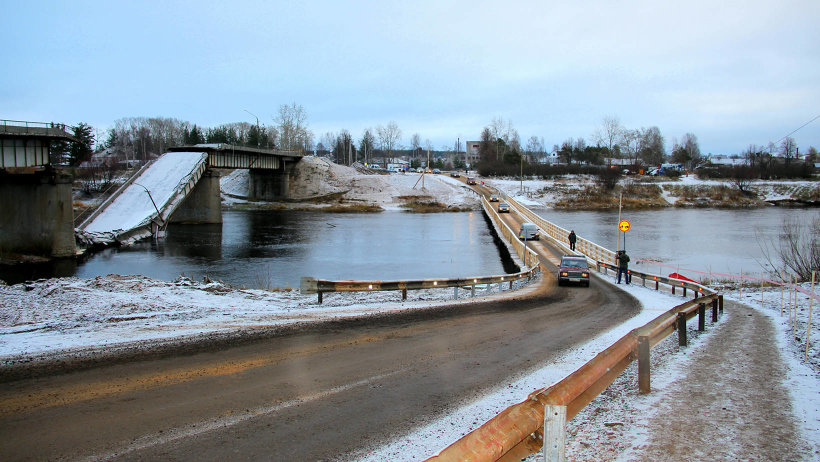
[
  {"left": 466, "top": 177, "right": 477, "bottom": 185},
  {"left": 450, "top": 172, "right": 460, "bottom": 178},
  {"left": 497, "top": 202, "right": 510, "bottom": 213},
  {"left": 489, "top": 194, "right": 499, "bottom": 202},
  {"left": 558, "top": 255, "right": 590, "bottom": 287}
]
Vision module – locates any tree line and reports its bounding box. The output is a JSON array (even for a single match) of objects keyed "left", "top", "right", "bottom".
[{"left": 475, "top": 115, "right": 817, "bottom": 179}]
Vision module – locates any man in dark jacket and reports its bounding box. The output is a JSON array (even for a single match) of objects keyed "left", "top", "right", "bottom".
[
  {"left": 616, "top": 250, "right": 630, "bottom": 284},
  {"left": 568, "top": 230, "right": 577, "bottom": 251}
]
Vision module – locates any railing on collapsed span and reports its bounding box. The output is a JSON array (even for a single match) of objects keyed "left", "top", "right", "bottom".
[{"left": 300, "top": 194, "right": 540, "bottom": 304}]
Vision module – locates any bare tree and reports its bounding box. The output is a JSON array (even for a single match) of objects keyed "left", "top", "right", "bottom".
[
  {"left": 671, "top": 132, "right": 701, "bottom": 169},
  {"left": 488, "top": 116, "right": 504, "bottom": 158},
  {"left": 488, "top": 116, "right": 518, "bottom": 160},
  {"left": 275, "top": 102, "right": 311, "bottom": 152},
  {"left": 525, "top": 136, "right": 542, "bottom": 163},
  {"left": 780, "top": 136, "right": 797, "bottom": 165},
  {"left": 620, "top": 129, "right": 640, "bottom": 165},
  {"left": 410, "top": 133, "right": 422, "bottom": 160},
  {"left": 376, "top": 121, "right": 402, "bottom": 160},
  {"left": 592, "top": 116, "right": 623, "bottom": 155},
  {"left": 758, "top": 214, "right": 820, "bottom": 281}
]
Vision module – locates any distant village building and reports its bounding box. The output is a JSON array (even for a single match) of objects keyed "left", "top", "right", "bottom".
[
  {"left": 705, "top": 154, "right": 746, "bottom": 166},
  {"left": 465, "top": 141, "right": 480, "bottom": 166},
  {"left": 387, "top": 159, "right": 409, "bottom": 171},
  {"left": 542, "top": 150, "right": 560, "bottom": 164}
]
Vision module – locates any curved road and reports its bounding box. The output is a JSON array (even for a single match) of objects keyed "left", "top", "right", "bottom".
[{"left": 0, "top": 181, "right": 640, "bottom": 461}]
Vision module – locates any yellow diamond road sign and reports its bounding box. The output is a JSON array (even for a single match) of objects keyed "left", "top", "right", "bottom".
[{"left": 618, "top": 220, "right": 631, "bottom": 232}]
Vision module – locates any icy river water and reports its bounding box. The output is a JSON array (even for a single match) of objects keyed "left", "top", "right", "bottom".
[{"left": 2, "top": 207, "right": 816, "bottom": 287}]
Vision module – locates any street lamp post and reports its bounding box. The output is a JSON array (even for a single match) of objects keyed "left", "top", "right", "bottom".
[{"left": 244, "top": 109, "right": 260, "bottom": 148}]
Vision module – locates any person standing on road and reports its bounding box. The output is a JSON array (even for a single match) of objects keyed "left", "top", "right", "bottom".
[
  {"left": 568, "top": 230, "right": 577, "bottom": 251},
  {"left": 616, "top": 250, "right": 630, "bottom": 284}
]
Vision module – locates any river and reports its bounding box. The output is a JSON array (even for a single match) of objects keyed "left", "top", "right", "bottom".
[
  {"left": 532, "top": 206, "right": 818, "bottom": 280},
  {"left": 1, "top": 207, "right": 815, "bottom": 286},
  {"left": 1, "top": 210, "right": 513, "bottom": 287}
]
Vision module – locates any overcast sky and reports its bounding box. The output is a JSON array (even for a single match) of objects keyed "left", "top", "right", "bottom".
[{"left": 3, "top": 0, "right": 819, "bottom": 155}]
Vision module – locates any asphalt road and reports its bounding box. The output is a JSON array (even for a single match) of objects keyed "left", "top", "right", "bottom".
[{"left": 0, "top": 184, "right": 640, "bottom": 461}]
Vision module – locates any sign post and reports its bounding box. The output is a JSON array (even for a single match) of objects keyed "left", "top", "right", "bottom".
[{"left": 618, "top": 219, "right": 631, "bottom": 251}]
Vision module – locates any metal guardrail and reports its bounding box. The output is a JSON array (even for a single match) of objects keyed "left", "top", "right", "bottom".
[
  {"left": 426, "top": 196, "right": 721, "bottom": 462},
  {"left": 300, "top": 268, "right": 539, "bottom": 304},
  {"left": 428, "top": 292, "right": 722, "bottom": 461},
  {"left": 597, "top": 261, "right": 712, "bottom": 298},
  {"left": 300, "top": 193, "right": 542, "bottom": 304}
]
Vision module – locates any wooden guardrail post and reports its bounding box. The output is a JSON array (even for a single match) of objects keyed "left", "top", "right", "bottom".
[
  {"left": 543, "top": 404, "right": 567, "bottom": 462},
  {"left": 677, "top": 312, "right": 688, "bottom": 347},
  {"left": 402, "top": 288, "right": 407, "bottom": 300},
  {"left": 698, "top": 303, "right": 706, "bottom": 331},
  {"left": 318, "top": 291, "right": 323, "bottom": 304},
  {"left": 712, "top": 298, "right": 718, "bottom": 322},
  {"left": 638, "top": 336, "right": 650, "bottom": 394},
  {"left": 719, "top": 294, "right": 724, "bottom": 314}
]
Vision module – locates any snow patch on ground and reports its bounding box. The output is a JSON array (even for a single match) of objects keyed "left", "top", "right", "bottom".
[
  {"left": 221, "top": 157, "right": 480, "bottom": 210},
  {"left": 0, "top": 274, "right": 538, "bottom": 362}
]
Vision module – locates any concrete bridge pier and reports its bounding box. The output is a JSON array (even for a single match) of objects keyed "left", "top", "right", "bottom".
[
  {"left": 248, "top": 163, "right": 295, "bottom": 201},
  {"left": 0, "top": 169, "right": 76, "bottom": 258},
  {"left": 169, "top": 169, "right": 222, "bottom": 224}
]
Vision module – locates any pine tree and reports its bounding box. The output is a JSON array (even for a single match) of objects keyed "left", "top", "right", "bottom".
[{"left": 69, "top": 122, "right": 95, "bottom": 166}]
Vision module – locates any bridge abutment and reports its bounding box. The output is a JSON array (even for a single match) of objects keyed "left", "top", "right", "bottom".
[
  {"left": 169, "top": 169, "right": 222, "bottom": 224},
  {"left": 0, "top": 169, "right": 76, "bottom": 259},
  {"left": 248, "top": 163, "right": 295, "bottom": 200}
]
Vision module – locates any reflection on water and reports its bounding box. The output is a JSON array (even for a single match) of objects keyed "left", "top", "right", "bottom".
[{"left": 0, "top": 210, "right": 511, "bottom": 288}]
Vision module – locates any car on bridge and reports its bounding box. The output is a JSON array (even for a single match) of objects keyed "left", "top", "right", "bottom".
[
  {"left": 450, "top": 172, "right": 460, "bottom": 178},
  {"left": 557, "top": 255, "right": 590, "bottom": 287},
  {"left": 497, "top": 202, "right": 510, "bottom": 213},
  {"left": 518, "top": 222, "right": 539, "bottom": 240},
  {"left": 489, "top": 194, "right": 499, "bottom": 202},
  {"left": 466, "top": 177, "right": 477, "bottom": 185}
]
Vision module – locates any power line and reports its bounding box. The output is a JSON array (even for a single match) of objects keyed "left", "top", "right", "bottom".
[{"left": 773, "top": 113, "right": 820, "bottom": 146}]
